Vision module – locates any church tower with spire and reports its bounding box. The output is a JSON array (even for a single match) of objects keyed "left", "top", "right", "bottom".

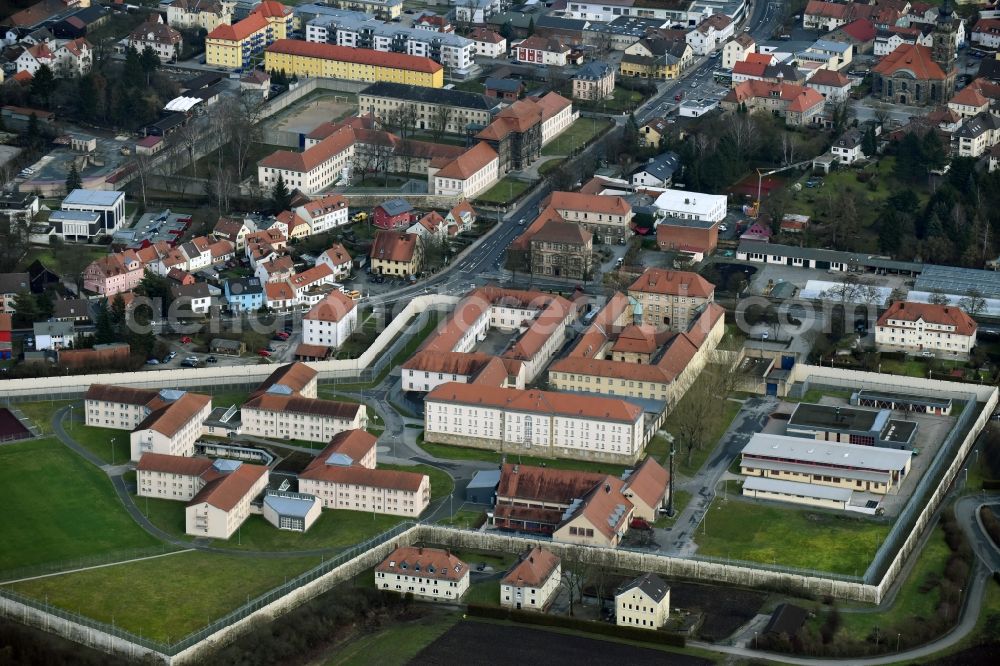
[{"left": 932, "top": 0, "right": 958, "bottom": 101}]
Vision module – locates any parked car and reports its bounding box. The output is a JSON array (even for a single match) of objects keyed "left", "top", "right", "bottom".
[
  {"left": 184, "top": 356, "right": 198, "bottom": 364},
  {"left": 146, "top": 358, "right": 159, "bottom": 365},
  {"left": 275, "top": 331, "right": 290, "bottom": 340},
  {"left": 258, "top": 349, "right": 272, "bottom": 357},
  {"left": 206, "top": 356, "right": 218, "bottom": 363},
  {"left": 630, "top": 518, "right": 652, "bottom": 530}
]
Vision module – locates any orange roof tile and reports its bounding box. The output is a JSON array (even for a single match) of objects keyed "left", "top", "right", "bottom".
[
  {"left": 433, "top": 141, "right": 498, "bottom": 180},
  {"left": 872, "top": 43, "right": 945, "bottom": 81},
  {"left": 877, "top": 301, "right": 976, "bottom": 336},
  {"left": 189, "top": 463, "right": 267, "bottom": 511},
  {"left": 628, "top": 268, "right": 714, "bottom": 299},
  {"left": 376, "top": 546, "right": 468, "bottom": 581},
  {"left": 304, "top": 290, "right": 355, "bottom": 322},
  {"left": 548, "top": 191, "right": 631, "bottom": 216},
  {"left": 253, "top": 362, "right": 316, "bottom": 397},
  {"left": 370, "top": 230, "right": 420, "bottom": 263},
  {"left": 207, "top": 12, "right": 267, "bottom": 42},
  {"left": 623, "top": 457, "right": 669, "bottom": 509},
  {"left": 259, "top": 126, "right": 355, "bottom": 173},
  {"left": 502, "top": 547, "right": 561, "bottom": 587},
  {"left": 265, "top": 39, "right": 442, "bottom": 74}
]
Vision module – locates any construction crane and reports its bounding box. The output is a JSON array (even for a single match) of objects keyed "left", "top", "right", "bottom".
[{"left": 747, "top": 160, "right": 814, "bottom": 218}]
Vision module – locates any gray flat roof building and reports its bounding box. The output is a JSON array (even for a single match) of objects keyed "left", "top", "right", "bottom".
[
  {"left": 742, "top": 433, "right": 912, "bottom": 475},
  {"left": 786, "top": 402, "right": 917, "bottom": 449},
  {"left": 738, "top": 241, "right": 923, "bottom": 275},
  {"left": 915, "top": 264, "right": 1000, "bottom": 301}
]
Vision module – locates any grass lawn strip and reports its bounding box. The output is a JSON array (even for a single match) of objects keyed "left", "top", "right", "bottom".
[
  {"left": 476, "top": 177, "right": 531, "bottom": 205},
  {"left": 209, "top": 511, "right": 406, "bottom": 552},
  {"left": 417, "top": 439, "right": 628, "bottom": 477},
  {"left": 11, "top": 399, "right": 77, "bottom": 435},
  {"left": 541, "top": 118, "right": 612, "bottom": 156},
  {"left": 8, "top": 551, "right": 321, "bottom": 643},
  {"left": 322, "top": 613, "right": 460, "bottom": 666},
  {"left": 693, "top": 497, "right": 888, "bottom": 576},
  {"left": 0, "top": 438, "right": 160, "bottom": 573},
  {"left": 69, "top": 423, "right": 129, "bottom": 465},
  {"left": 661, "top": 398, "right": 742, "bottom": 476},
  {"left": 437, "top": 509, "right": 486, "bottom": 528}
]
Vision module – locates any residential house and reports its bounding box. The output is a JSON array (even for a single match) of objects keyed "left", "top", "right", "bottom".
[
  {"left": 206, "top": 1, "right": 291, "bottom": 70},
  {"left": 294, "top": 193, "right": 349, "bottom": 234},
  {"left": 33, "top": 320, "right": 76, "bottom": 350},
  {"left": 955, "top": 112, "right": 1000, "bottom": 158},
  {"left": 62, "top": 189, "right": 125, "bottom": 234},
  {"left": 484, "top": 77, "right": 524, "bottom": 101},
  {"left": 972, "top": 18, "right": 1000, "bottom": 50},
  {"left": 631, "top": 151, "right": 680, "bottom": 188},
  {"left": 545, "top": 190, "right": 634, "bottom": 245},
  {"left": 652, "top": 188, "right": 727, "bottom": 225},
  {"left": 316, "top": 243, "right": 352, "bottom": 280},
  {"left": 469, "top": 27, "right": 506, "bottom": 58},
  {"left": 572, "top": 61, "right": 615, "bottom": 101},
  {"left": 375, "top": 546, "right": 469, "bottom": 601},
  {"left": 373, "top": 198, "right": 415, "bottom": 230},
  {"left": 807, "top": 68, "right": 853, "bottom": 103},
  {"left": 722, "top": 33, "right": 756, "bottom": 70},
  {"left": 370, "top": 230, "right": 423, "bottom": 277},
  {"left": 171, "top": 282, "right": 212, "bottom": 314},
  {"left": 82, "top": 251, "right": 143, "bottom": 296},
  {"left": 875, "top": 300, "right": 977, "bottom": 356},
  {"left": 721, "top": 80, "right": 826, "bottom": 126},
  {"left": 620, "top": 37, "right": 691, "bottom": 80},
  {"left": 500, "top": 547, "right": 561, "bottom": 611},
  {"left": 515, "top": 35, "right": 571, "bottom": 66},
  {"left": 616, "top": 573, "right": 670, "bottom": 630},
  {"left": 301, "top": 290, "right": 357, "bottom": 350},
  {"left": 213, "top": 216, "right": 252, "bottom": 250},
  {"left": 129, "top": 19, "right": 182, "bottom": 62},
  {"left": 298, "top": 430, "right": 430, "bottom": 517},
  {"left": 638, "top": 117, "right": 670, "bottom": 148},
  {"left": 686, "top": 13, "right": 734, "bottom": 56},
  {"left": 166, "top": 0, "right": 234, "bottom": 32},
  {"left": 0, "top": 273, "right": 29, "bottom": 315}
]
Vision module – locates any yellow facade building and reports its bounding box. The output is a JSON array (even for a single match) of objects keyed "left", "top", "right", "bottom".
[
  {"left": 263, "top": 39, "right": 443, "bottom": 88},
  {"left": 205, "top": 1, "right": 290, "bottom": 70}
]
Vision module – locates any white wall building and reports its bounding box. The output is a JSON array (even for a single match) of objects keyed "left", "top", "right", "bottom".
[
  {"left": 500, "top": 547, "right": 561, "bottom": 611},
  {"left": 302, "top": 290, "right": 357, "bottom": 349},
  {"left": 241, "top": 392, "right": 367, "bottom": 443},
  {"left": 875, "top": 301, "right": 977, "bottom": 356},
  {"left": 62, "top": 189, "right": 126, "bottom": 234},
  {"left": 616, "top": 573, "right": 670, "bottom": 630},
  {"left": 375, "top": 546, "right": 470, "bottom": 601},
  {"left": 653, "top": 189, "right": 727, "bottom": 224}
]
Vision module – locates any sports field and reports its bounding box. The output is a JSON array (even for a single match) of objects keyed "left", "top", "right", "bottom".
[
  {"left": 693, "top": 497, "right": 888, "bottom": 576},
  {"left": 9, "top": 551, "right": 322, "bottom": 643},
  {"left": 0, "top": 438, "right": 160, "bottom": 573}
]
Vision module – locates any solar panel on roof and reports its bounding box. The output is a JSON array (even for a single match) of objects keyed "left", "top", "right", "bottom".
[
  {"left": 158, "top": 389, "right": 186, "bottom": 402},
  {"left": 212, "top": 459, "right": 242, "bottom": 473}
]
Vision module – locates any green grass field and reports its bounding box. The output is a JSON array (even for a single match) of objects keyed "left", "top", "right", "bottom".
[
  {"left": 208, "top": 390, "right": 250, "bottom": 408},
  {"left": 204, "top": 511, "right": 405, "bottom": 553},
  {"left": 476, "top": 177, "right": 532, "bottom": 205},
  {"left": 654, "top": 489, "right": 692, "bottom": 528},
  {"left": 0, "top": 438, "right": 160, "bottom": 573},
  {"left": 541, "top": 118, "right": 613, "bottom": 156},
  {"left": 11, "top": 399, "right": 77, "bottom": 435},
  {"left": 438, "top": 509, "right": 486, "bottom": 529},
  {"left": 322, "top": 613, "right": 460, "bottom": 666},
  {"left": 69, "top": 424, "right": 129, "bottom": 464},
  {"left": 8, "top": 551, "right": 322, "bottom": 643},
  {"left": 694, "top": 497, "right": 888, "bottom": 575},
  {"left": 464, "top": 579, "right": 501, "bottom": 607},
  {"left": 417, "top": 439, "right": 628, "bottom": 477},
  {"left": 378, "top": 463, "right": 453, "bottom": 500}
]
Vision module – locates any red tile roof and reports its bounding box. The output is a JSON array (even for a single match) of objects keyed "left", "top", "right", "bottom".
[
  {"left": 622, "top": 456, "right": 669, "bottom": 509},
  {"left": 207, "top": 12, "right": 267, "bottom": 42},
  {"left": 724, "top": 80, "right": 826, "bottom": 113},
  {"left": 137, "top": 453, "right": 215, "bottom": 477},
  {"left": 370, "top": 230, "right": 420, "bottom": 263},
  {"left": 244, "top": 393, "right": 362, "bottom": 419},
  {"left": 259, "top": 126, "right": 355, "bottom": 173},
  {"left": 628, "top": 268, "right": 714, "bottom": 299},
  {"left": 304, "top": 290, "right": 355, "bottom": 322},
  {"left": 433, "top": 141, "right": 498, "bottom": 180},
  {"left": 840, "top": 18, "right": 877, "bottom": 43},
  {"left": 872, "top": 43, "right": 946, "bottom": 81},
  {"left": 497, "top": 463, "right": 607, "bottom": 504},
  {"left": 376, "top": 546, "right": 468, "bottom": 581},
  {"left": 189, "top": 463, "right": 267, "bottom": 511},
  {"left": 502, "top": 547, "right": 561, "bottom": 587},
  {"left": 547, "top": 191, "right": 631, "bottom": 216},
  {"left": 877, "top": 301, "right": 977, "bottom": 336},
  {"left": 253, "top": 362, "right": 317, "bottom": 397},
  {"left": 265, "top": 39, "right": 442, "bottom": 74},
  {"left": 134, "top": 392, "right": 212, "bottom": 438},
  {"left": 809, "top": 69, "right": 851, "bottom": 87}
]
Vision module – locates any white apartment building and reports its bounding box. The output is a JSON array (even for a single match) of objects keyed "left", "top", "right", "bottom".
[
  {"left": 185, "top": 462, "right": 270, "bottom": 539},
  {"left": 686, "top": 14, "right": 734, "bottom": 56},
  {"left": 500, "top": 547, "right": 561, "bottom": 611},
  {"left": 375, "top": 546, "right": 470, "bottom": 601},
  {"left": 302, "top": 290, "right": 357, "bottom": 349},
  {"left": 722, "top": 33, "right": 755, "bottom": 70},
  {"left": 305, "top": 11, "right": 475, "bottom": 73},
  {"left": 257, "top": 127, "right": 355, "bottom": 195},
  {"left": 424, "top": 383, "right": 646, "bottom": 463},
  {"left": 616, "top": 573, "right": 670, "bottom": 630},
  {"left": 563, "top": 0, "right": 685, "bottom": 22},
  {"left": 241, "top": 392, "right": 366, "bottom": 443},
  {"left": 298, "top": 430, "right": 430, "bottom": 517},
  {"left": 539, "top": 93, "right": 578, "bottom": 145},
  {"left": 875, "top": 301, "right": 978, "bottom": 356},
  {"left": 402, "top": 351, "right": 525, "bottom": 393},
  {"left": 295, "top": 194, "right": 349, "bottom": 234},
  {"left": 84, "top": 386, "right": 212, "bottom": 462},
  {"left": 653, "top": 189, "right": 727, "bottom": 224},
  {"left": 359, "top": 82, "right": 498, "bottom": 137}
]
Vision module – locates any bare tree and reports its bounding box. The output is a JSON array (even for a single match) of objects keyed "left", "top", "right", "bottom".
[
  {"left": 559, "top": 553, "right": 588, "bottom": 617},
  {"left": 668, "top": 369, "right": 729, "bottom": 466},
  {"left": 959, "top": 288, "right": 987, "bottom": 317},
  {"left": 725, "top": 114, "right": 758, "bottom": 161},
  {"left": 129, "top": 151, "right": 157, "bottom": 207},
  {"left": 207, "top": 165, "right": 234, "bottom": 212},
  {"left": 928, "top": 289, "right": 950, "bottom": 306},
  {"left": 224, "top": 94, "right": 265, "bottom": 179},
  {"left": 170, "top": 121, "right": 201, "bottom": 179},
  {"left": 430, "top": 104, "right": 453, "bottom": 141},
  {"left": 872, "top": 101, "right": 891, "bottom": 128},
  {"left": 780, "top": 131, "right": 797, "bottom": 166}
]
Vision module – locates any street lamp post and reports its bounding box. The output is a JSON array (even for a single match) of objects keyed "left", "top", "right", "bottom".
[
  {"left": 111, "top": 437, "right": 115, "bottom": 466},
  {"left": 896, "top": 633, "right": 901, "bottom": 652},
  {"left": 667, "top": 446, "right": 675, "bottom": 517}
]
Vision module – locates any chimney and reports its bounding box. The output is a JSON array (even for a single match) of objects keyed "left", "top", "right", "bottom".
[
  {"left": 605, "top": 482, "right": 611, "bottom": 493},
  {"left": 529, "top": 555, "right": 534, "bottom": 563},
  {"left": 418, "top": 546, "right": 423, "bottom": 554}
]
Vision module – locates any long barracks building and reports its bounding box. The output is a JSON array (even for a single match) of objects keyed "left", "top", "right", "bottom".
[{"left": 263, "top": 39, "right": 443, "bottom": 87}]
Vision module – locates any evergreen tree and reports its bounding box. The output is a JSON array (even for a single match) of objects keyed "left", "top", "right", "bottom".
[
  {"left": 138, "top": 269, "right": 172, "bottom": 317},
  {"left": 878, "top": 209, "right": 905, "bottom": 254},
  {"left": 527, "top": 17, "right": 535, "bottom": 36},
  {"left": 36, "top": 291, "right": 54, "bottom": 319},
  {"left": 861, "top": 126, "right": 877, "bottom": 157},
  {"left": 110, "top": 293, "right": 127, "bottom": 338},
  {"left": 140, "top": 46, "right": 160, "bottom": 85},
  {"left": 921, "top": 130, "right": 946, "bottom": 171},
  {"left": 12, "top": 292, "right": 39, "bottom": 328},
  {"left": 75, "top": 75, "right": 98, "bottom": 122},
  {"left": 30, "top": 64, "right": 56, "bottom": 108},
  {"left": 94, "top": 300, "right": 115, "bottom": 344},
  {"left": 123, "top": 47, "right": 144, "bottom": 88},
  {"left": 65, "top": 163, "right": 82, "bottom": 193},
  {"left": 894, "top": 132, "right": 925, "bottom": 182},
  {"left": 25, "top": 112, "right": 42, "bottom": 150},
  {"left": 271, "top": 173, "right": 291, "bottom": 212},
  {"left": 500, "top": 22, "right": 514, "bottom": 42}
]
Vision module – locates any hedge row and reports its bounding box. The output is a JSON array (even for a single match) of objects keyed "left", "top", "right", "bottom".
[{"left": 466, "top": 604, "right": 686, "bottom": 647}]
